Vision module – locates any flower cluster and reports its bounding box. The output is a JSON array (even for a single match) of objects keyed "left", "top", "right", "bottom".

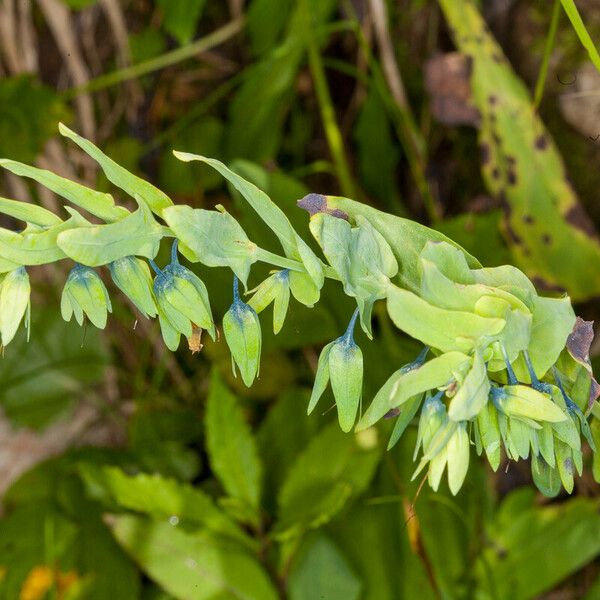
[{"left": 0, "top": 124, "right": 597, "bottom": 498}]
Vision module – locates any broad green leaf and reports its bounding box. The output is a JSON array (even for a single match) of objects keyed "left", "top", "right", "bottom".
[
  {"left": 476, "top": 494, "right": 600, "bottom": 598},
  {"left": 274, "top": 423, "right": 381, "bottom": 540},
  {"left": 109, "top": 515, "right": 278, "bottom": 600},
  {"left": 59, "top": 123, "right": 173, "bottom": 217},
  {"left": 163, "top": 205, "right": 257, "bottom": 286},
  {"left": 448, "top": 349, "right": 490, "bottom": 421},
  {"left": 288, "top": 534, "right": 362, "bottom": 600},
  {"left": 320, "top": 195, "right": 480, "bottom": 291},
  {"left": 0, "top": 210, "right": 88, "bottom": 265},
  {"left": 0, "top": 159, "right": 127, "bottom": 222},
  {"left": 526, "top": 295, "right": 576, "bottom": 379},
  {"left": 57, "top": 198, "right": 163, "bottom": 266},
  {"left": 386, "top": 285, "right": 505, "bottom": 353},
  {"left": 359, "top": 351, "right": 470, "bottom": 430},
  {"left": 81, "top": 466, "right": 251, "bottom": 548},
  {"left": 205, "top": 371, "right": 263, "bottom": 517},
  {"left": 173, "top": 153, "right": 324, "bottom": 288},
  {"left": 0, "top": 195, "right": 62, "bottom": 227}
]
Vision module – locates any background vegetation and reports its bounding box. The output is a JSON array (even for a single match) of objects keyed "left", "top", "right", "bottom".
[{"left": 0, "top": 0, "right": 599, "bottom": 598}]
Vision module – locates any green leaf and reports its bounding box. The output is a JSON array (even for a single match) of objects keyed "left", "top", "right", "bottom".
[
  {"left": 205, "top": 371, "right": 263, "bottom": 518},
  {"left": 307, "top": 341, "right": 335, "bottom": 415},
  {"left": 322, "top": 195, "right": 480, "bottom": 291},
  {"left": 448, "top": 349, "right": 490, "bottom": 421},
  {"left": 109, "top": 515, "right": 278, "bottom": 600},
  {"left": 57, "top": 198, "right": 163, "bottom": 266},
  {"left": 59, "top": 123, "right": 173, "bottom": 217},
  {"left": 476, "top": 494, "right": 600, "bottom": 598},
  {"left": 0, "top": 159, "right": 127, "bottom": 222},
  {"left": 386, "top": 285, "right": 505, "bottom": 353},
  {"left": 80, "top": 466, "right": 252, "bottom": 548},
  {"left": 163, "top": 205, "right": 257, "bottom": 286},
  {"left": 274, "top": 423, "right": 381, "bottom": 540},
  {"left": 173, "top": 153, "right": 324, "bottom": 288},
  {"left": 559, "top": 0, "right": 600, "bottom": 74},
  {"left": 476, "top": 402, "right": 502, "bottom": 471},
  {"left": 497, "top": 385, "right": 567, "bottom": 423},
  {"left": 157, "top": 0, "right": 206, "bottom": 45},
  {"left": 288, "top": 534, "right": 362, "bottom": 600},
  {"left": 0, "top": 210, "right": 88, "bottom": 265},
  {"left": 359, "top": 351, "right": 470, "bottom": 430},
  {"left": 387, "top": 394, "right": 423, "bottom": 450},
  {"left": 0, "top": 195, "right": 62, "bottom": 227}
]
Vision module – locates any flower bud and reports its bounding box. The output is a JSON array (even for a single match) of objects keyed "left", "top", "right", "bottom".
[
  {"left": 307, "top": 308, "right": 363, "bottom": 432},
  {"left": 109, "top": 256, "right": 157, "bottom": 318},
  {"left": 61, "top": 264, "right": 112, "bottom": 329},
  {"left": 0, "top": 266, "right": 30, "bottom": 346},
  {"left": 152, "top": 241, "right": 215, "bottom": 350},
  {"left": 223, "top": 276, "right": 262, "bottom": 387},
  {"left": 247, "top": 269, "right": 290, "bottom": 334}
]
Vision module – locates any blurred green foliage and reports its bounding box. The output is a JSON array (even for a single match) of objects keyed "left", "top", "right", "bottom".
[{"left": 0, "top": 0, "right": 599, "bottom": 598}]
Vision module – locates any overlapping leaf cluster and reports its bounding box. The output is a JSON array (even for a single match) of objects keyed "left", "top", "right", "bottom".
[{"left": 0, "top": 124, "right": 598, "bottom": 497}]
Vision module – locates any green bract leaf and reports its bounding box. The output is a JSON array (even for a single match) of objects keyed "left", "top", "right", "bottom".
[
  {"left": 0, "top": 210, "right": 88, "bottom": 265},
  {"left": 173, "top": 153, "right": 325, "bottom": 291},
  {"left": 0, "top": 159, "right": 127, "bottom": 222},
  {"left": 358, "top": 351, "right": 470, "bottom": 429},
  {"left": 319, "top": 195, "right": 480, "bottom": 290},
  {"left": 0, "top": 195, "right": 62, "bottom": 227},
  {"left": 448, "top": 349, "right": 490, "bottom": 421},
  {"left": 386, "top": 285, "right": 505, "bottom": 353},
  {"left": 57, "top": 198, "right": 163, "bottom": 266},
  {"left": 163, "top": 205, "right": 257, "bottom": 288},
  {"left": 59, "top": 123, "right": 173, "bottom": 217}
]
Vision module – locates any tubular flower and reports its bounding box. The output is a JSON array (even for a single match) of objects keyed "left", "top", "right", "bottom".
[
  {"left": 152, "top": 241, "right": 215, "bottom": 351},
  {"left": 61, "top": 264, "right": 112, "bottom": 329},
  {"left": 223, "top": 275, "right": 262, "bottom": 387},
  {"left": 307, "top": 308, "right": 363, "bottom": 432},
  {"left": 109, "top": 256, "right": 157, "bottom": 319},
  {"left": 0, "top": 266, "right": 31, "bottom": 346}
]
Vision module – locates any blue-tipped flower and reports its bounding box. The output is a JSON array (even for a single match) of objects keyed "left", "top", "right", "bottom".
[
  {"left": 61, "top": 264, "right": 112, "bottom": 329},
  {"left": 223, "top": 275, "right": 262, "bottom": 387},
  {"left": 152, "top": 241, "right": 215, "bottom": 351},
  {"left": 247, "top": 269, "right": 290, "bottom": 334},
  {"left": 0, "top": 266, "right": 31, "bottom": 346},
  {"left": 109, "top": 256, "right": 157, "bottom": 319},
  {"left": 307, "top": 308, "right": 363, "bottom": 432}
]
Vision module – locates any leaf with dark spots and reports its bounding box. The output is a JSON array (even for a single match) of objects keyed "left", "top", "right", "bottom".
[
  {"left": 564, "top": 204, "right": 598, "bottom": 239},
  {"left": 535, "top": 135, "right": 548, "bottom": 150},
  {"left": 424, "top": 52, "right": 481, "bottom": 126}
]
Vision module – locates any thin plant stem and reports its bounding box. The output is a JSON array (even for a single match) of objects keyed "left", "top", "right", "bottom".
[
  {"left": 533, "top": 0, "right": 561, "bottom": 109},
  {"left": 63, "top": 18, "right": 244, "bottom": 99},
  {"left": 300, "top": 0, "right": 357, "bottom": 199}
]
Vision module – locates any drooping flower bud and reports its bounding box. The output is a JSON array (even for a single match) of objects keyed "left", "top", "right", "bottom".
[
  {"left": 108, "top": 256, "right": 157, "bottom": 319},
  {"left": 307, "top": 308, "right": 363, "bottom": 433},
  {"left": 223, "top": 275, "right": 262, "bottom": 387},
  {"left": 60, "top": 264, "right": 112, "bottom": 329},
  {"left": 247, "top": 269, "right": 290, "bottom": 334},
  {"left": 152, "top": 241, "right": 215, "bottom": 351},
  {"left": 0, "top": 266, "right": 30, "bottom": 346}
]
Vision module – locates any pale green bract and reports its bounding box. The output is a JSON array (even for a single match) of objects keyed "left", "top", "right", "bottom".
[{"left": 0, "top": 124, "right": 595, "bottom": 498}]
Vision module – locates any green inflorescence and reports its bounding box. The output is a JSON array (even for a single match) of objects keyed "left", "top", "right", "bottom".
[{"left": 0, "top": 123, "right": 598, "bottom": 497}]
